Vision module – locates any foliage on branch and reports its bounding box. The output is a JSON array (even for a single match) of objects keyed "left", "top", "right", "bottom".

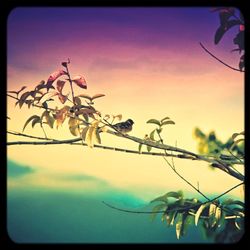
[{"left": 211, "top": 7, "right": 245, "bottom": 71}]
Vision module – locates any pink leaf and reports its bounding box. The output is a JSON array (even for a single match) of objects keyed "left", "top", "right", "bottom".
[
  {"left": 56, "top": 80, "right": 66, "bottom": 93},
  {"left": 46, "top": 70, "right": 67, "bottom": 88},
  {"left": 72, "top": 75, "right": 87, "bottom": 89}
]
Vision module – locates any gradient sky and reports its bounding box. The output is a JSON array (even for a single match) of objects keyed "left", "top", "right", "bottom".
[{"left": 7, "top": 7, "right": 244, "bottom": 200}]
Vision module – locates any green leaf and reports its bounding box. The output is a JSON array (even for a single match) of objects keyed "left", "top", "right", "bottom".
[
  {"left": 138, "top": 143, "right": 143, "bottom": 154},
  {"left": 232, "top": 132, "right": 244, "bottom": 140},
  {"left": 151, "top": 191, "right": 183, "bottom": 204},
  {"left": 150, "top": 130, "right": 155, "bottom": 141},
  {"left": 150, "top": 203, "right": 168, "bottom": 221},
  {"left": 161, "top": 117, "right": 170, "bottom": 122},
  {"left": 73, "top": 96, "right": 82, "bottom": 106},
  {"left": 23, "top": 115, "right": 41, "bottom": 132},
  {"left": 176, "top": 213, "right": 183, "bottom": 239},
  {"left": 208, "top": 203, "right": 217, "bottom": 227},
  {"left": 31, "top": 117, "right": 41, "bottom": 128},
  {"left": 161, "top": 120, "right": 175, "bottom": 126},
  {"left": 182, "top": 214, "right": 193, "bottom": 236},
  {"left": 165, "top": 211, "right": 177, "bottom": 226},
  {"left": 147, "top": 119, "right": 161, "bottom": 126},
  {"left": 42, "top": 110, "right": 55, "bottom": 129},
  {"left": 19, "top": 91, "right": 31, "bottom": 108},
  {"left": 147, "top": 145, "right": 152, "bottom": 152},
  {"left": 156, "top": 128, "right": 162, "bottom": 134},
  {"left": 195, "top": 203, "right": 209, "bottom": 226},
  {"left": 165, "top": 191, "right": 183, "bottom": 200},
  {"left": 222, "top": 199, "right": 244, "bottom": 208}
]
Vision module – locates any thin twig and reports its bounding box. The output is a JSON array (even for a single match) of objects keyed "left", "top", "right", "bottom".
[
  {"left": 102, "top": 182, "right": 244, "bottom": 215},
  {"left": 65, "top": 62, "right": 75, "bottom": 104},
  {"left": 199, "top": 42, "right": 244, "bottom": 72}
]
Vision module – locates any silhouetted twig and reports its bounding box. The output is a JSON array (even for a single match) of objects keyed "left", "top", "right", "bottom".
[{"left": 199, "top": 42, "right": 244, "bottom": 72}]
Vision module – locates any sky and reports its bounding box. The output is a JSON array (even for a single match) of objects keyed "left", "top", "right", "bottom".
[{"left": 7, "top": 7, "right": 244, "bottom": 201}]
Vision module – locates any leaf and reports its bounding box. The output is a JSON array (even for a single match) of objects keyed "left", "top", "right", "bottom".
[
  {"left": 165, "top": 211, "right": 177, "bottom": 226},
  {"left": 150, "top": 204, "right": 167, "bottom": 221},
  {"left": 18, "top": 91, "right": 31, "bottom": 108},
  {"left": 151, "top": 191, "right": 183, "bottom": 204},
  {"left": 233, "top": 31, "right": 244, "bottom": 51},
  {"left": 147, "top": 119, "right": 161, "bottom": 126},
  {"left": 73, "top": 97, "right": 82, "bottom": 106},
  {"left": 68, "top": 117, "right": 79, "bottom": 136},
  {"left": 75, "top": 108, "right": 96, "bottom": 116},
  {"left": 77, "top": 94, "right": 92, "bottom": 100},
  {"left": 208, "top": 203, "right": 217, "bottom": 227},
  {"left": 232, "top": 131, "right": 244, "bottom": 140},
  {"left": 56, "top": 80, "right": 66, "bottom": 93},
  {"left": 161, "top": 117, "right": 170, "bottom": 122},
  {"left": 161, "top": 120, "right": 175, "bottom": 126},
  {"left": 214, "top": 20, "right": 242, "bottom": 45},
  {"left": 23, "top": 115, "right": 41, "bottom": 132},
  {"left": 138, "top": 143, "right": 143, "bottom": 154},
  {"left": 222, "top": 199, "right": 244, "bottom": 208},
  {"left": 46, "top": 70, "right": 67, "bottom": 89},
  {"left": 147, "top": 146, "right": 152, "bottom": 152},
  {"left": 85, "top": 121, "right": 100, "bottom": 148},
  {"left": 81, "top": 127, "right": 89, "bottom": 141},
  {"left": 58, "top": 93, "right": 68, "bottom": 104},
  {"left": 86, "top": 125, "right": 95, "bottom": 148},
  {"left": 195, "top": 203, "right": 209, "bottom": 226},
  {"left": 72, "top": 75, "right": 87, "bottom": 89},
  {"left": 42, "top": 110, "right": 55, "bottom": 129},
  {"left": 113, "top": 114, "right": 122, "bottom": 121},
  {"left": 39, "top": 91, "right": 58, "bottom": 104},
  {"left": 94, "top": 129, "right": 102, "bottom": 144},
  {"left": 150, "top": 130, "right": 155, "bottom": 141},
  {"left": 25, "top": 99, "right": 33, "bottom": 109},
  {"left": 214, "top": 207, "right": 221, "bottom": 227},
  {"left": 54, "top": 106, "right": 70, "bottom": 128},
  {"left": 91, "top": 94, "right": 105, "bottom": 100},
  {"left": 31, "top": 116, "right": 41, "bottom": 128},
  {"left": 176, "top": 213, "right": 183, "bottom": 239},
  {"left": 239, "top": 54, "right": 244, "bottom": 71},
  {"left": 165, "top": 191, "right": 183, "bottom": 200}
]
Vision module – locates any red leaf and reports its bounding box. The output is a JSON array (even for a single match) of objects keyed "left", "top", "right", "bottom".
[
  {"left": 72, "top": 75, "right": 87, "bottom": 89},
  {"left": 46, "top": 70, "right": 67, "bottom": 88},
  {"left": 56, "top": 80, "right": 66, "bottom": 93},
  {"left": 58, "top": 93, "right": 68, "bottom": 104}
]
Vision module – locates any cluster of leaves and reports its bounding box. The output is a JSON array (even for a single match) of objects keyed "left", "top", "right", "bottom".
[
  {"left": 212, "top": 7, "right": 244, "bottom": 71},
  {"left": 150, "top": 191, "right": 244, "bottom": 242},
  {"left": 138, "top": 117, "right": 175, "bottom": 153},
  {"left": 8, "top": 61, "right": 111, "bottom": 146},
  {"left": 193, "top": 128, "right": 244, "bottom": 159}
]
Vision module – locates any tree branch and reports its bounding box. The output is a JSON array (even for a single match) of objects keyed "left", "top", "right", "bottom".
[
  {"left": 102, "top": 182, "right": 244, "bottom": 216},
  {"left": 199, "top": 42, "right": 245, "bottom": 72}
]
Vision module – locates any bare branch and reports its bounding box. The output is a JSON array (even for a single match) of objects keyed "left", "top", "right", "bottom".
[{"left": 199, "top": 42, "right": 244, "bottom": 72}]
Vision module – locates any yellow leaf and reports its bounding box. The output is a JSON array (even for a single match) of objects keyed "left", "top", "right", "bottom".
[
  {"left": 68, "top": 117, "right": 79, "bottom": 136},
  {"left": 94, "top": 128, "right": 101, "bottom": 144},
  {"left": 42, "top": 110, "right": 55, "bottom": 129},
  {"left": 81, "top": 127, "right": 89, "bottom": 141},
  {"left": 54, "top": 106, "right": 70, "bottom": 128},
  {"left": 86, "top": 125, "right": 95, "bottom": 148}
]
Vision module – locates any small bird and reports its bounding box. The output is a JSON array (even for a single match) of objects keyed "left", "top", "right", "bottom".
[{"left": 113, "top": 119, "right": 134, "bottom": 134}]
